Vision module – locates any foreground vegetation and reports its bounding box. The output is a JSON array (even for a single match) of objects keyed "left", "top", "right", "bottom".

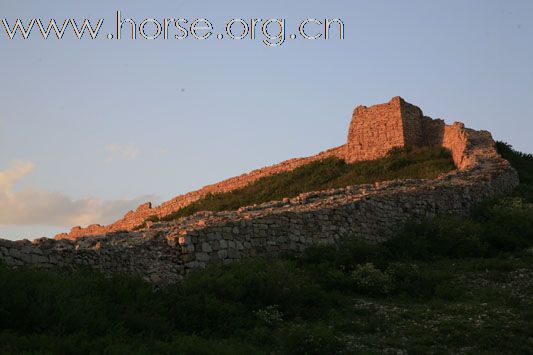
[
  {"left": 0, "top": 143, "right": 532, "bottom": 354},
  {"left": 153, "top": 146, "right": 454, "bottom": 222}
]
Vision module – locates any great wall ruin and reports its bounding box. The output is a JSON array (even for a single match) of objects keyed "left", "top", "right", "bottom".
[{"left": 0, "top": 97, "right": 520, "bottom": 284}]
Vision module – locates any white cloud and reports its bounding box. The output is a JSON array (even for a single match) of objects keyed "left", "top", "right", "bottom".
[
  {"left": 0, "top": 160, "right": 34, "bottom": 197},
  {"left": 0, "top": 160, "right": 156, "bottom": 227},
  {"left": 106, "top": 143, "right": 139, "bottom": 162}
]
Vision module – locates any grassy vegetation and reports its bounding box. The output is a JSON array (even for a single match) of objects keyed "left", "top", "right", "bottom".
[
  {"left": 497, "top": 141, "right": 533, "bottom": 202},
  {"left": 0, "top": 143, "right": 532, "bottom": 354},
  {"left": 153, "top": 146, "right": 454, "bottom": 222}
]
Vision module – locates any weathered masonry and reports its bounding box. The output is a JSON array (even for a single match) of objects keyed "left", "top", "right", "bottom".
[{"left": 0, "top": 97, "right": 519, "bottom": 284}]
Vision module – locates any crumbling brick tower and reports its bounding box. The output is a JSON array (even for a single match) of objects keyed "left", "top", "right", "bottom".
[{"left": 344, "top": 96, "right": 425, "bottom": 163}]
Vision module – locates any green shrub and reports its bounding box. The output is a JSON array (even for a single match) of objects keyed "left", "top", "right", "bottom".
[
  {"left": 382, "top": 198, "right": 533, "bottom": 260},
  {"left": 382, "top": 217, "right": 487, "bottom": 260},
  {"left": 0, "top": 331, "right": 256, "bottom": 355},
  {"left": 496, "top": 142, "right": 533, "bottom": 185},
  {"left": 277, "top": 323, "right": 344, "bottom": 355},
  {"left": 255, "top": 305, "right": 284, "bottom": 328},
  {"left": 474, "top": 198, "right": 533, "bottom": 253},
  {"left": 386, "top": 263, "right": 454, "bottom": 299},
  {"left": 290, "top": 240, "right": 385, "bottom": 292},
  {"left": 0, "top": 266, "right": 173, "bottom": 337},
  {"left": 163, "top": 259, "right": 330, "bottom": 335},
  {"left": 497, "top": 141, "right": 533, "bottom": 202},
  {"left": 295, "top": 238, "right": 381, "bottom": 270},
  {"left": 350, "top": 263, "right": 392, "bottom": 295}
]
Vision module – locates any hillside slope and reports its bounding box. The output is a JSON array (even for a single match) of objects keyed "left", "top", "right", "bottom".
[{"left": 0, "top": 142, "right": 531, "bottom": 354}]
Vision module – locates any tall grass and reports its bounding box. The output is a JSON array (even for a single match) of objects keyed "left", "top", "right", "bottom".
[{"left": 157, "top": 146, "right": 454, "bottom": 221}]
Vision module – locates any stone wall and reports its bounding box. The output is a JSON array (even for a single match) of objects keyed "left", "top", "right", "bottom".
[
  {"left": 400, "top": 98, "right": 426, "bottom": 148},
  {"left": 0, "top": 231, "right": 184, "bottom": 284},
  {"left": 0, "top": 97, "right": 520, "bottom": 284},
  {"left": 56, "top": 96, "right": 446, "bottom": 239},
  {"left": 55, "top": 145, "right": 347, "bottom": 239}
]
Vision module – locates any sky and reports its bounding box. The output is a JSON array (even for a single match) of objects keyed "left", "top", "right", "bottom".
[{"left": 1, "top": 0, "right": 532, "bottom": 240}]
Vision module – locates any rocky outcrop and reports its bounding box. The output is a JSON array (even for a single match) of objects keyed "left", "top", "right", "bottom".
[{"left": 0, "top": 97, "right": 519, "bottom": 284}]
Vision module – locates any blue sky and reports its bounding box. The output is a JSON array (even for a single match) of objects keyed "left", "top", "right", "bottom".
[{"left": 1, "top": 0, "right": 532, "bottom": 240}]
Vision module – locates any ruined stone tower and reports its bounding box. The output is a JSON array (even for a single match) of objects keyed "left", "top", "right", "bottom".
[
  {"left": 345, "top": 96, "right": 425, "bottom": 163},
  {"left": 52, "top": 96, "right": 510, "bottom": 240}
]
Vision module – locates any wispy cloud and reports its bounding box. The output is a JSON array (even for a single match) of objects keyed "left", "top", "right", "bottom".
[
  {"left": 0, "top": 160, "right": 34, "bottom": 197},
  {"left": 0, "top": 160, "right": 156, "bottom": 227},
  {"left": 106, "top": 143, "right": 139, "bottom": 162}
]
